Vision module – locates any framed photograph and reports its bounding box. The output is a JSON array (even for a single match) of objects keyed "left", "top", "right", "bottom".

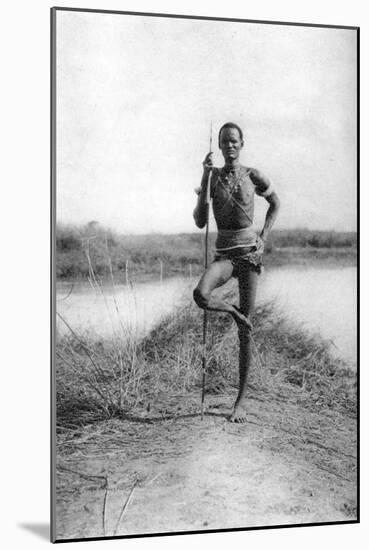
[{"left": 51, "top": 7, "right": 358, "bottom": 543}]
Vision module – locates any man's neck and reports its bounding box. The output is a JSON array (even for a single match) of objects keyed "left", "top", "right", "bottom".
[{"left": 224, "top": 160, "right": 240, "bottom": 172}]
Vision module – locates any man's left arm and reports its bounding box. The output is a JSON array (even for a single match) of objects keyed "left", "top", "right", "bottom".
[{"left": 249, "top": 168, "right": 281, "bottom": 245}]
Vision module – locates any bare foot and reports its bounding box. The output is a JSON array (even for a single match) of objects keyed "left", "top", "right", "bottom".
[
  {"left": 231, "top": 306, "right": 253, "bottom": 331},
  {"left": 229, "top": 398, "right": 248, "bottom": 423}
]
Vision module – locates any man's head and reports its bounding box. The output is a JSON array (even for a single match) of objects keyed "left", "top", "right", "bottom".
[{"left": 218, "top": 122, "right": 244, "bottom": 163}]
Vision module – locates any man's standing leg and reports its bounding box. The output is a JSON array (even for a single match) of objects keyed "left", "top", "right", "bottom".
[{"left": 229, "top": 264, "right": 258, "bottom": 423}]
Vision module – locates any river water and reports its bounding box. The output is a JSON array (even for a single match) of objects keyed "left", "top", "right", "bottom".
[{"left": 56, "top": 266, "right": 357, "bottom": 368}]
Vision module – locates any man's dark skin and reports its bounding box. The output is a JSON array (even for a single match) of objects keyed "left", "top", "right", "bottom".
[{"left": 193, "top": 125, "right": 280, "bottom": 422}]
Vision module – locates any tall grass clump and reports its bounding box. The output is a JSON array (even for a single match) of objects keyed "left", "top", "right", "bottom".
[{"left": 56, "top": 326, "right": 146, "bottom": 426}]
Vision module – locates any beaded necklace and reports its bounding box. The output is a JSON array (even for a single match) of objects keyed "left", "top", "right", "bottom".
[{"left": 219, "top": 166, "right": 244, "bottom": 194}]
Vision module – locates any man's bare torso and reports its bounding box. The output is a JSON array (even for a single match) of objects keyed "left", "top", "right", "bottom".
[{"left": 211, "top": 165, "right": 259, "bottom": 231}]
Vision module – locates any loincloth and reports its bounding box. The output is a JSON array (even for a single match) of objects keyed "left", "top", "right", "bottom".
[{"left": 214, "top": 228, "right": 263, "bottom": 276}]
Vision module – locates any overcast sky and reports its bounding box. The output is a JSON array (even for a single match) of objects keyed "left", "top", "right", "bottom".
[{"left": 56, "top": 11, "right": 357, "bottom": 234}]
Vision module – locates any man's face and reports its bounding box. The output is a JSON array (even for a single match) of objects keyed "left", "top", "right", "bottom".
[{"left": 219, "top": 127, "right": 243, "bottom": 162}]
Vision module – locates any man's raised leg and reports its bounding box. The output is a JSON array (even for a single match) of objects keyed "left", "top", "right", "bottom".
[{"left": 193, "top": 260, "right": 252, "bottom": 329}]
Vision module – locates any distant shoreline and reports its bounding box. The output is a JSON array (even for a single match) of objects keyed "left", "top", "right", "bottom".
[
  {"left": 56, "top": 246, "right": 357, "bottom": 285},
  {"left": 55, "top": 225, "right": 357, "bottom": 284}
]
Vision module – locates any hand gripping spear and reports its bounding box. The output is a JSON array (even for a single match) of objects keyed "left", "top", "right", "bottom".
[{"left": 201, "top": 122, "right": 213, "bottom": 420}]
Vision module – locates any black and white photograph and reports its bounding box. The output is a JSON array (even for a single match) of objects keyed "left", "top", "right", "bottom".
[{"left": 51, "top": 7, "right": 358, "bottom": 543}]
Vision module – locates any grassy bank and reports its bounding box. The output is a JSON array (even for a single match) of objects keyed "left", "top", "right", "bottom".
[
  {"left": 56, "top": 224, "right": 357, "bottom": 282},
  {"left": 56, "top": 292, "right": 356, "bottom": 431}
]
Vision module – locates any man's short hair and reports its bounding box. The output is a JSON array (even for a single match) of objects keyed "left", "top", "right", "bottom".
[{"left": 218, "top": 122, "right": 244, "bottom": 148}]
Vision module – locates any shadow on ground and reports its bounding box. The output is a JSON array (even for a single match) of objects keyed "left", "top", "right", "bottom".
[
  {"left": 18, "top": 523, "right": 49, "bottom": 541},
  {"left": 123, "top": 411, "right": 228, "bottom": 424}
]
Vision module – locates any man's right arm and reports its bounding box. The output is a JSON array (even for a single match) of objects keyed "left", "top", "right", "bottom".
[
  {"left": 193, "top": 172, "right": 211, "bottom": 228},
  {"left": 193, "top": 153, "right": 213, "bottom": 228}
]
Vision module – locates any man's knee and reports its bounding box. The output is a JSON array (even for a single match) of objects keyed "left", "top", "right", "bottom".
[{"left": 193, "top": 287, "right": 209, "bottom": 309}]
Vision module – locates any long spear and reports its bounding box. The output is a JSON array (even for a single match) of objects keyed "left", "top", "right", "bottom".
[{"left": 201, "top": 122, "right": 213, "bottom": 420}]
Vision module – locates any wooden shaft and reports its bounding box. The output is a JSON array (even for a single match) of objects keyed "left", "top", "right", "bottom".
[{"left": 201, "top": 168, "right": 212, "bottom": 420}]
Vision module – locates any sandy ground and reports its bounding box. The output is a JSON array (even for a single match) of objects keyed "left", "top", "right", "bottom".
[{"left": 55, "top": 388, "right": 357, "bottom": 541}]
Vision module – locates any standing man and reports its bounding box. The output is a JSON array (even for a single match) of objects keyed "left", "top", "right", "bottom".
[{"left": 193, "top": 122, "right": 280, "bottom": 423}]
